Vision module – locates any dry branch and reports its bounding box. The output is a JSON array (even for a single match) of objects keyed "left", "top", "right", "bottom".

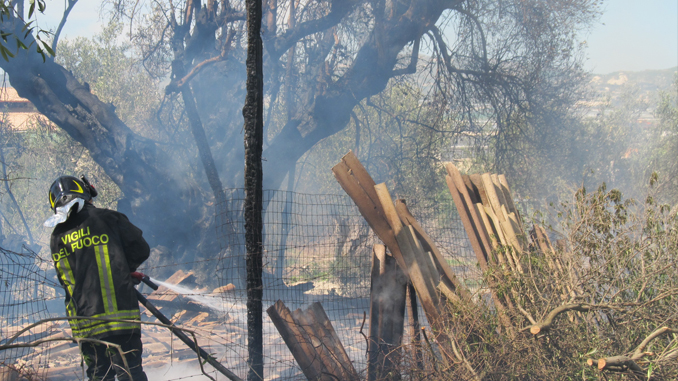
[{"left": 528, "top": 304, "right": 619, "bottom": 335}]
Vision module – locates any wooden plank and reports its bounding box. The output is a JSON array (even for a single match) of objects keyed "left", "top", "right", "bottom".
[
  {"left": 483, "top": 205, "right": 507, "bottom": 246},
  {"left": 500, "top": 217, "right": 525, "bottom": 274},
  {"left": 374, "top": 183, "right": 440, "bottom": 324},
  {"left": 395, "top": 199, "right": 472, "bottom": 302},
  {"left": 290, "top": 308, "right": 333, "bottom": 380},
  {"left": 332, "top": 159, "right": 406, "bottom": 272},
  {"left": 462, "top": 175, "right": 480, "bottom": 204},
  {"left": 340, "top": 151, "right": 384, "bottom": 217},
  {"left": 508, "top": 212, "right": 527, "bottom": 251},
  {"left": 267, "top": 300, "right": 326, "bottom": 380},
  {"left": 438, "top": 281, "right": 460, "bottom": 304},
  {"left": 396, "top": 226, "right": 441, "bottom": 323},
  {"left": 374, "top": 183, "right": 404, "bottom": 236},
  {"left": 498, "top": 174, "right": 523, "bottom": 229},
  {"left": 376, "top": 253, "right": 407, "bottom": 379},
  {"left": 294, "top": 308, "right": 348, "bottom": 380},
  {"left": 307, "top": 303, "right": 359, "bottom": 380},
  {"left": 445, "top": 174, "right": 489, "bottom": 272},
  {"left": 469, "top": 174, "right": 490, "bottom": 206},
  {"left": 445, "top": 169, "right": 514, "bottom": 335},
  {"left": 406, "top": 283, "right": 423, "bottom": 370},
  {"left": 475, "top": 202, "right": 499, "bottom": 262},
  {"left": 367, "top": 245, "right": 383, "bottom": 381},
  {"left": 481, "top": 173, "right": 507, "bottom": 222},
  {"left": 446, "top": 164, "right": 492, "bottom": 266},
  {"left": 491, "top": 174, "right": 510, "bottom": 217}
]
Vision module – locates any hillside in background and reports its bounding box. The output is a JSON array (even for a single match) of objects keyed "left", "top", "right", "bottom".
[{"left": 590, "top": 67, "right": 676, "bottom": 104}]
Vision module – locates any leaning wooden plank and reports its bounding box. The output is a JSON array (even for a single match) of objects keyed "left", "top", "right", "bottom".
[
  {"left": 307, "top": 303, "right": 359, "bottom": 380},
  {"left": 374, "top": 183, "right": 404, "bottom": 236},
  {"left": 374, "top": 183, "right": 441, "bottom": 322},
  {"left": 446, "top": 164, "right": 493, "bottom": 267},
  {"left": 267, "top": 300, "right": 326, "bottom": 380},
  {"left": 491, "top": 174, "right": 510, "bottom": 217},
  {"left": 483, "top": 205, "right": 508, "bottom": 246},
  {"left": 332, "top": 160, "right": 405, "bottom": 271},
  {"left": 475, "top": 202, "right": 499, "bottom": 263},
  {"left": 396, "top": 226, "right": 441, "bottom": 322},
  {"left": 406, "top": 283, "right": 423, "bottom": 370},
  {"left": 469, "top": 174, "right": 490, "bottom": 206},
  {"left": 445, "top": 174, "right": 489, "bottom": 272},
  {"left": 377, "top": 253, "right": 407, "bottom": 380},
  {"left": 498, "top": 174, "right": 523, "bottom": 230},
  {"left": 530, "top": 225, "right": 561, "bottom": 272},
  {"left": 438, "top": 281, "right": 461, "bottom": 304},
  {"left": 504, "top": 213, "right": 526, "bottom": 254},
  {"left": 462, "top": 175, "right": 480, "bottom": 204},
  {"left": 472, "top": 175, "right": 507, "bottom": 250},
  {"left": 481, "top": 173, "right": 508, "bottom": 222},
  {"left": 294, "top": 308, "right": 350, "bottom": 380},
  {"left": 368, "top": 245, "right": 384, "bottom": 381},
  {"left": 341, "top": 151, "right": 384, "bottom": 217},
  {"left": 508, "top": 212, "right": 527, "bottom": 249},
  {"left": 445, "top": 171, "right": 514, "bottom": 335},
  {"left": 395, "top": 199, "right": 472, "bottom": 302}
]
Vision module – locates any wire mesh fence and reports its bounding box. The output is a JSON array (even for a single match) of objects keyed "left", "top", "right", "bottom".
[
  {"left": 0, "top": 245, "right": 55, "bottom": 380},
  {"left": 0, "top": 189, "right": 477, "bottom": 380}
]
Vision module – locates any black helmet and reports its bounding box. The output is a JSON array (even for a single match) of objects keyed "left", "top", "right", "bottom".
[{"left": 48, "top": 176, "right": 95, "bottom": 213}]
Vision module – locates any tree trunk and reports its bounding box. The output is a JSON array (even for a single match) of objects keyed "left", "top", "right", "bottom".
[{"left": 0, "top": 15, "right": 198, "bottom": 251}]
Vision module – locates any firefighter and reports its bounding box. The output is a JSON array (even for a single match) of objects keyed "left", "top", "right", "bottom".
[{"left": 46, "top": 175, "right": 150, "bottom": 381}]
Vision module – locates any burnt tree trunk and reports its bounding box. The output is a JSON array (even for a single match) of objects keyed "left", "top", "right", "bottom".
[
  {"left": 0, "top": 15, "right": 194, "bottom": 250},
  {"left": 243, "top": 0, "right": 264, "bottom": 379}
]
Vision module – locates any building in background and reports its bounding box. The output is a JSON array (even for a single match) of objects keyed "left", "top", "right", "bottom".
[{"left": 0, "top": 87, "right": 43, "bottom": 130}]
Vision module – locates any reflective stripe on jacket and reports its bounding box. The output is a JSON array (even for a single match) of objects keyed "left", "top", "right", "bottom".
[{"left": 50, "top": 203, "right": 150, "bottom": 339}]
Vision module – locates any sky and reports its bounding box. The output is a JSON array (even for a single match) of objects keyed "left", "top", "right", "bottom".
[
  {"left": 582, "top": 0, "right": 678, "bottom": 74},
  {"left": 38, "top": 0, "right": 678, "bottom": 75}
]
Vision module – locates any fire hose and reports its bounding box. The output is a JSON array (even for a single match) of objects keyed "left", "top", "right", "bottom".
[{"left": 130, "top": 272, "right": 242, "bottom": 381}]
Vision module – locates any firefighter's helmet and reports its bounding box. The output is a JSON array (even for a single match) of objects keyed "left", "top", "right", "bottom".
[{"left": 48, "top": 175, "right": 94, "bottom": 213}]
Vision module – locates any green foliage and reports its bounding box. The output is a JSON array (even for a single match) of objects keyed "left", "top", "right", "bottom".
[
  {"left": 0, "top": 0, "right": 52, "bottom": 62},
  {"left": 55, "top": 21, "right": 162, "bottom": 134},
  {"left": 0, "top": 23, "right": 164, "bottom": 253},
  {"left": 411, "top": 182, "right": 678, "bottom": 380},
  {"left": 0, "top": 118, "right": 121, "bottom": 252},
  {"left": 294, "top": 83, "right": 453, "bottom": 207},
  {"left": 646, "top": 76, "right": 678, "bottom": 205}
]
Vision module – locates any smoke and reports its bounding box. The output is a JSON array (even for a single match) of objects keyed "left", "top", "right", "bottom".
[{"left": 149, "top": 278, "right": 246, "bottom": 321}]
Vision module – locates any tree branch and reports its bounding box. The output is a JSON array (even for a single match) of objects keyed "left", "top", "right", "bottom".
[
  {"left": 391, "top": 34, "right": 422, "bottom": 77},
  {"left": 52, "top": 0, "right": 78, "bottom": 52},
  {"left": 526, "top": 303, "right": 620, "bottom": 335},
  {"left": 269, "top": 0, "right": 358, "bottom": 60}
]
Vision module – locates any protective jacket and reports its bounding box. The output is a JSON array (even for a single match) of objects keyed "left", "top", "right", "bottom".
[{"left": 50, "top": 203, "right": 150, "bottom": 339}]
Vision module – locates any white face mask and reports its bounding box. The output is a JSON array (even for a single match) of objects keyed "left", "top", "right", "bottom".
[{"left": 44, "top": 198, "right": 85, "bottom": 228}]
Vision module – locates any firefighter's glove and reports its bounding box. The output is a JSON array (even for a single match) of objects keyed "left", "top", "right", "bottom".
[{"left": 130, "top": 272, "right": 145, "bottom": 285}]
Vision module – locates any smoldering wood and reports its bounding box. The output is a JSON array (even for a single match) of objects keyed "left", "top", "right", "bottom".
[
  {"left": 368, "top": 245, "right": 384, "bottom": 381},
  {"left": 406, "top": 283, "right": 423, "bottom": 371},
  {"left": 368, "top": 244, "right": 407, "bottom": 381},
  {"left": 267, "top": 301, "right": 327, "bottom": 380},
  {"left": 268, "top": 300, "right": 358, "bottom": 381}
]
